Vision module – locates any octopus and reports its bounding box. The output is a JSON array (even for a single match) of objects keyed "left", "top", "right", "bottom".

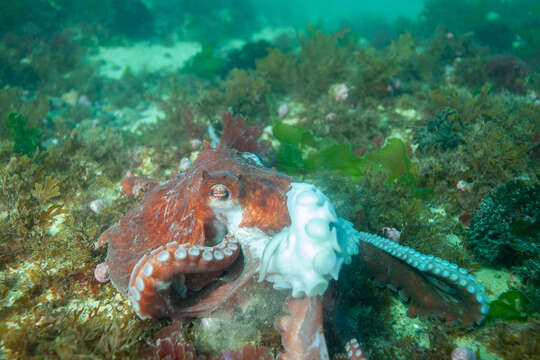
[{"left": 96, "top": 114, "right": 490, "bottom": 359}]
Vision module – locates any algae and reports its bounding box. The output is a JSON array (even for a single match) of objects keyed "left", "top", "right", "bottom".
[{"left": 5, "top": 112, "right": 42, "bottom": 156}]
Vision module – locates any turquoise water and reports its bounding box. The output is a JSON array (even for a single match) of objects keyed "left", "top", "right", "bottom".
[{"left": 0, "top": 1, "right": 538, "bottom": 359}]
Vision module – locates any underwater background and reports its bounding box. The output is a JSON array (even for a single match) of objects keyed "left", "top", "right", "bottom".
[{"left": 0, "top": 0, "right": 539, "bottom": 359}]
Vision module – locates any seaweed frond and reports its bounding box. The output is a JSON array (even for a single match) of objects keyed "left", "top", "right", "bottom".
[{"left": 32, "top": 176, "right": 60, "bottom": 204}]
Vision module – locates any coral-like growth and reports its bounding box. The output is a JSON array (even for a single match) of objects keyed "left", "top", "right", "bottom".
[
  {"left": 465, "top": 180, "right": 540, "bottom": 319},
  {"left": 465, "top": 180, "right": 539, "bottom": 267},
  {"left": 218, "top": 112, "right": 268, "bottom": 155},
  {"left": 413, "top": 108, "right": 464, "bottom": 153},
  {"left": 415, "top": 85, "right": 537, "bottom": 196}
]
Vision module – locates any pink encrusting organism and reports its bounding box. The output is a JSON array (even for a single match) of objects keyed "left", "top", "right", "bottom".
[
  {"left": 94, "top": 262, "right": 110, "bottom": 283},
  {"left": 382, "top": 227, "right": 401, "bottom": 243}
]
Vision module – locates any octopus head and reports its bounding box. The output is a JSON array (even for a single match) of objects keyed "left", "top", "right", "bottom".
[
  {"left": 200, "top": 169, "right": 244, "bottom": 238},
  {"left": 193, "top": 151, "right": 358, "bottom": 299}
]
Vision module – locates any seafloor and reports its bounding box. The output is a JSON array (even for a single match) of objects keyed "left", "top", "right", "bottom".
[{"left": 0, "top": 1, "right": 539, "bottom": 359}]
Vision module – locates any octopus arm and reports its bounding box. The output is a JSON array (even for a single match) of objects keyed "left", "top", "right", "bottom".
[
  {"left": 355, "top": 232, "right": 489, "bottom": 327},
  {"left": 275, "top": 296, "right": 330, "bottom": 360},
  {"left": 127, "top": 234, "right": 241, "bottom": 319}
]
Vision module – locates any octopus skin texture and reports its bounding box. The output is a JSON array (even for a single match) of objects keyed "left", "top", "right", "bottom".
[{"left": 96, "top": 144, "right": 489, "bottom": 359}]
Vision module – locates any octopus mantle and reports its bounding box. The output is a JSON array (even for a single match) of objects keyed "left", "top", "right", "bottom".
[{"left": 97, "top": 145, "right": 489, "bottom": 358}]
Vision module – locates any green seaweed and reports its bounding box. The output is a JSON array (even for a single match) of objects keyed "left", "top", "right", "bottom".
[
  {"left": 305, "top": 144, "right": 365, "bottom": 178},
  {"left": 5, "top": 112, "right": 42, "bottom": 156},
  {"left": 273, "top": 122, "right": 430, "bottom": 197},
  {"left": 272, "top": 122, "right": 315, "bottom": 173},
  {"left": 362, "top": 138, "right": 410, "bottom": 181},
  {"left": 487, "top": 289, "right": 532, "bottom": 321},
  {"left": 273, "top": 122, "right": 317, "bottom": 149},
  {"left": 183, "top": 45, "right": 224, "bottom": 80}
]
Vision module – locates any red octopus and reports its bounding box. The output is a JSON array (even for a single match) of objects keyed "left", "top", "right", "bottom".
[{"left": 96, "top": 115, "right": 489, "bottom": 359}]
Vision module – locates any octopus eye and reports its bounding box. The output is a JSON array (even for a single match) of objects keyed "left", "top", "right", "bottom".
[{"left": 210, "top": 184, "right": 230, "bottom": 201}]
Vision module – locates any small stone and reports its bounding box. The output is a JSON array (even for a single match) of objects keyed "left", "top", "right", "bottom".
[
  {"left": 179, "top": 157, "right": 192, "bottom": 171},
  {"left": 77, "top": 95, "right": 91, "bottom": 107},
  {"left": 61, "top": 90, "right": 79, "bottom": 105},
  {"left": 278, "top": 104, "right": 288, "bottom": 117},
  {"left": 382, "top": 227, "right": 401, "bottom": 243},
  {"left": 89, "top": 199, "right": 108, "bottom": 214},
  {"left": 329, "top": 83, "right": 349, "bottom": 102},
  {"left": 456, "top": 180, "right": 472, "bottom": 192},
  {"left": 94, "top": 262, "right": 110, "bottom": 283},
  {"left": 451, "top": 347, "right": 476, "bottom": 360}
]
